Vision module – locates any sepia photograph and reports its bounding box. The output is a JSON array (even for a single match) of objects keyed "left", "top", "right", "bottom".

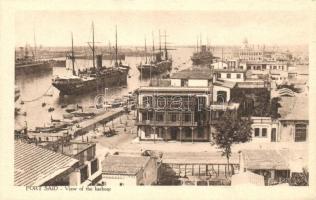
[{"left": 1, "top": 0, "right": 316, "bottom": 199}]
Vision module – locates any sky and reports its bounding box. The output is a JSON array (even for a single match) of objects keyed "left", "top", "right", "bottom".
[{"left": 15, "top": 10, "right": 311, "bottom": 47}]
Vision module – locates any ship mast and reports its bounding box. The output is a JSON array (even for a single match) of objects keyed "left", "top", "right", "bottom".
[
  {"left": 145, "top": 37, "right": 147, "bottom": 64},
  {"left": 164, "top": 30, "right": 168, "bottom": 60},
  {"left": 115, "top": 25, "right": 118, "bottom": 67},
  {"left": 33, "top": 29, "right": 37, "bottom": 60},
  {"left": 159, "top": 30, "right": 161, "bottom": 56},
  {"left": 71, "top": 32, "right": 76, "bottom": 76},
  {"left": 92, "top": 22, "right": 95, "bottom": 69},
  {"left": 196, "top": 37, "right": 198, "bottom": 53},
  {"left": 152, "top": 31, "right": 155, "bottom": 62}
]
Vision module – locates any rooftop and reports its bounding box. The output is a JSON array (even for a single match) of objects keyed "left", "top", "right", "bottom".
[
  {"left": 56, "top": 142, "right": 95, "bottom": 157},
  {"left": 231, "top": 171, "right": 264, "bottom": 186},
  {"left": 138, "top": 86, "right": 211, "bottom": 93},
  {"left": 102, "top": 155, "right": 150, "bottom": 175},
  {"left": 278, "top": 94, "right": 308, "bottom": 121},
  {"left": 213, "top": 80, "right": 236, "bottom": 89},
  {"left": 171, "top": 67, "right": 213, "bottom": 80},
  {"left": 242, "top": 149, "right": 289, "bottom": 170},
  {"left": 14, "top": 141, "right": 78, "bottom": 186}
]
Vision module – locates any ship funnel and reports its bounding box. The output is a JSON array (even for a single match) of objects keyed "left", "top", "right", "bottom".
[
  {"left": 201, "top": 45, "right": 207, "bottom": 52},
  {"left": 96, "top": 54, "right": 103, "bottom": 69}
]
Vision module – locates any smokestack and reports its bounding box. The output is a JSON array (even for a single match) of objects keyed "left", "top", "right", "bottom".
[{"left": 96, "top": 54, "right": 103, "bottom": 69}]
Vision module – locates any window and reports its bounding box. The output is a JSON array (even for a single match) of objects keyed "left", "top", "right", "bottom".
[
  {"left": 184, "top": 114, "right": 191, "bottom": 122},
  {"left": 236, "top": 74, "right": 241, "bottom": 79},
  {"left": 217, "top": 73, "right": 221, "bottom": 78},
  {"left": 254, "top": 128, "right": 260, "bottom": 137},
  {"left": 226, "top": 73, "right": 231, "bottom": 78},
  {"left": 295, "top": 124, "right": 307, "bottom": 142},
  {"left": 156, "top": 113, "right": 164, "bottom": 121},
  {"left": 171, "top": 114, "right": 177, "bottom": 122},
  {"left": 262, "top": 128, "right": 267, "bottom": 137},
  {"left": 145, "top": 127, "right": 151, "bottom": 138}
]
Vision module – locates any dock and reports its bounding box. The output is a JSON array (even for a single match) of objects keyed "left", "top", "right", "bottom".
[{"left": 27, "top": 107, "right": 128, "bottom": 142}]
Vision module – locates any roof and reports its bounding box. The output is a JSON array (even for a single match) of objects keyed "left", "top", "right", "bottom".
[
  {"left": 102, "top": 155, "right": 150, "bottom": 175},
  {"left": 231, "top": 171, "right": 264, "bottom": 186},
  {"left": 213, "top": 80, "right": 236, "bottom": 89},
  {"left": 278, "top": 94, "right": 308, "bottom": 121},
  {"left": 214, "top": 69, "right": 246, "bottom": 73},
  {"left": 162, "top": 151, "right": 239, "bottom": 164},
  {"left": 242, "top": 149, "right": 289, "bottom": 170},
  {"left": 171, "top": 67, "right": 212, "bottom": 80},
  {"left": 14, "top": 141, "right": 78, "bottom": 186}
]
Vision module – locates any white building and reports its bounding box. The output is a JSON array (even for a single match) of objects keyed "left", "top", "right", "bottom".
[{"left": 100, "top": 155, "right": 158, "bottom": 186}]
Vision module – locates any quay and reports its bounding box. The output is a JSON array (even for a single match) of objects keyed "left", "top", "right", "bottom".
[{"left": 27, "top": 107, "right": 129, "bottom": 142}]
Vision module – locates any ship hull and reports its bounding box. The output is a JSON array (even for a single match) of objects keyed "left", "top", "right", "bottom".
[
  {"left": 52, "top": 70, "right": 128, "bottom": 95},
  {"left": 51, "top": 60, "right": 66, "bottom": 67},
  {"left": 73, "top": 54, "right": 125, "bottom": 60},
  {"left": 138, "top": 60, "right": 172, "bottom": 77},
  {"left": 15, "top": 61, "right": 53, "bottom": 76},
  {"left": 191, "top": 57, "right": 213, "bottom": 65}
]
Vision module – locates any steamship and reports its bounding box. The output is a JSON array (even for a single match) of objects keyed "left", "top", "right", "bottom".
[
  {"left": 52, "top": 23, "right": 129, "bottom": 95},
  {"left": 15, "top": 46, "right": 53, "bottom": 75},
  {"left": 137, "top": 31, "right": 172, "bottom": 77},
  {"left": 191, "top": 45, "right": 213, "bottom": 65}
]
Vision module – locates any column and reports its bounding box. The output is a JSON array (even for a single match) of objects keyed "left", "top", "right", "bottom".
[
  {"left": 153, "top": 127, "right": 156, "bottom": 143},
  {"left": 179, "top": 127, "right": 182, "bottom": 143},
  {"left": 191, "top": 127, "right": 194, "bottom": 143}
]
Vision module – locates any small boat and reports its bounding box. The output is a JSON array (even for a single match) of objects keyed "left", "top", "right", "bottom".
[
  {"left": 20, "top": 101, "right": 24, "bottom": 105},
  {"left": 48, "top": 107, "right": 55, "bottom": 112},
  {"left": 42, "top": 102, "right": 46, "bottom": 107},
  {"left": 65, "top": 104, "right": 77, "bottom": 113},
  {"left": 63, "top": 113, "right": 74, "bottom": 119}
]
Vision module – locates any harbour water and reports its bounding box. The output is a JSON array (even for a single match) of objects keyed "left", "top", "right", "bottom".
[{"left": 15, "top": 47, "right": 195, "bottom": 129}]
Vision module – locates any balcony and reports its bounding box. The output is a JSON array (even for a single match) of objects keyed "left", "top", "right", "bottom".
[{"left": 135, "top": 120, "right": 210, "bottom": 127}]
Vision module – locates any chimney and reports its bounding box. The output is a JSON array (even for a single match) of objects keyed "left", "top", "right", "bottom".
[{"left": 96, "top": 54, "right": 103, "bottom": 69}]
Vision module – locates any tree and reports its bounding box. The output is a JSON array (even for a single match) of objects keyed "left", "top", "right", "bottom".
[{"left": 212, "top": 110, "right": 252, "bottom": 175}]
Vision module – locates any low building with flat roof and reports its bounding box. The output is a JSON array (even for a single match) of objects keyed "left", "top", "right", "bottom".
[{"left": 100, "top": 154, "right": 158, "bottom": 186}]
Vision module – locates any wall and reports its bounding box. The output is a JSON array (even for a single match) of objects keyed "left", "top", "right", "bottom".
[
  {"left": 101, "top": 174, "right": 137, "bottom": 186},
  {"left": 211, "top": 62, "right": 228, "bottom": 69},
  {"left": 188, "top": 79, "right": 208, "bottom": 87},
  {"left": 279, "top": 121, "right": 308, "bottom": 142},
  {"left": 170, "top": 79, "right": 181, "bottom": 87},
  {"left": 218, "top": 72, "right": 244, "bottom": 82}
]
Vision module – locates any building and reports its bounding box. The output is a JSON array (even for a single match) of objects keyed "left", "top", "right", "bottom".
[
  {"left": 239, "top": 148, "right": 308, "bottom": 185},
  {"left": 136, "top": 67, "right": 212, "bottom": 142},
  {"left": 44, "top": 141, "right": 102, "bottom": 186},
  {"left": 14, "top": 140, "right": 79, "bottom": 186},
  {"left": 239, "top": 149, "right": 290, "bottom": 185},
  {"left": 278, "top": 94, "right": 308, "bottom": 142},
  {"left": 250, "top": 117, "right": 279, "bottom": 143},
  {"left": 213, "top": 69, "right": 246, "bottom": 82},
  {"left": 231, "top": 171, "right": 265, "bottom": 186},
  {"left": 170, "top": 67, "right": 213, "bottom": 87},
  {"left": 100, "top": 154, "right": 159, "bottom": 186},
  {"left": 245, "top": 61, "right": 288, "bottom": 71}
]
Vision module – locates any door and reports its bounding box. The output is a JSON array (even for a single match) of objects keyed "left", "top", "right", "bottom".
[
  {"left": 271, "top": 128, "right": 276, "bottom": 142},
  {"left": 170, "top": 128, "right": 177, "bottom": 140}
]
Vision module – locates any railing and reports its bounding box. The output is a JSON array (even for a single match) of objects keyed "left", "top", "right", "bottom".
[{"left": 135, "top": 120, "right": 205, "bottom": 127}]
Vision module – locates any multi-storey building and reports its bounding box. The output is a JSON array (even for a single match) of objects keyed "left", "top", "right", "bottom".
[{"left": 136, "top": 68, "right": 212, "bottom": 142}]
